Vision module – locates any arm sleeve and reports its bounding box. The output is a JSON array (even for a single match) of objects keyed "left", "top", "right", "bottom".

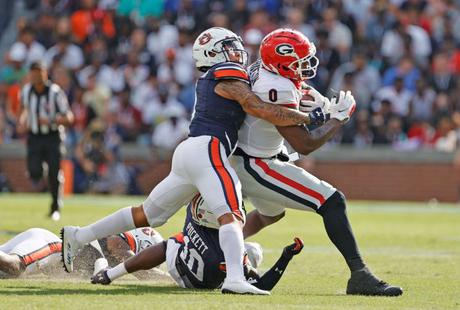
[
  {"left": 212, "top": 63, "right": 250, "bottom": 84},
  {"left": 251, "top": 252, "right": 293, "bottom": 291}
]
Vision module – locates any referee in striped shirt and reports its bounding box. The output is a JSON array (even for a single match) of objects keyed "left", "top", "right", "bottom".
[{"left": 18, "top": 61, "right": 74, "bottom": 221}]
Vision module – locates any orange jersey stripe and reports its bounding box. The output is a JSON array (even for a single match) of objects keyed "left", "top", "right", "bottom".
[
  {"left": 210, "top": 138, "right": 241, "bottom": 216},
  {"left": 22, "top": 242, "right": 62, "bottom": 266},
  {"left": 172, "top": 232, "right": 184, "bottom": 243},
  {"left": 214, "top": 69, "right": 248, "bottom": 80},
  {"left": 122, "top": 232, "right": 137, "bottom": 252}
]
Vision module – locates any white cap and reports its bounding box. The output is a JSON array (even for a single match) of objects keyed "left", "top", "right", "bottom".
[{"left": 9, "top": 42, "right": 27, "bottom": 62}]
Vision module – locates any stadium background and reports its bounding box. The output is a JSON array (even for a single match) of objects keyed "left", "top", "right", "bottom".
[{"left": 0, "top": 0, "right": 459, "bottom": 201}]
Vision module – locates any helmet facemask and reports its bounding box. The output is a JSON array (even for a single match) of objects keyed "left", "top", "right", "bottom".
[
  {"left": 211, "top": 37, "right": 248, "bottom": 67},
  {"left": 288, "top": 44, "right": 318, "bottom": 80}
]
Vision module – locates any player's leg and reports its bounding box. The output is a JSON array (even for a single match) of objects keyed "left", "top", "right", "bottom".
[
  {"left": 62, "top": 171, "right": 196, "bottom": 272},
  {"left": 318, "top": 192, "right": 402, "bottom": 296},
  {"left": 62, "top": 140, "right": 198, "bottom": 272},
  {"left": 236, "top": 157, "right": 402, "bottom": 296},
  {"left": 1, "top": 228, "right": 62, "bottom": 277},
  {"left": 44, "top": 135, "right": 63, "bottom": 217},
  {"left": 26, "top": 137, "right": 44, "bottom": 187},
  {"left": 193, "top": 137, "right": 268, "bottom": 295}
]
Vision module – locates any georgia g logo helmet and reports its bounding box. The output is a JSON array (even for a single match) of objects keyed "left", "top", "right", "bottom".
[
  {"left": 260, "top": 28, "right": 319, "bottom": 81},
  {"left": 275, "top": 44, "right": 296, "bottom": 57}
]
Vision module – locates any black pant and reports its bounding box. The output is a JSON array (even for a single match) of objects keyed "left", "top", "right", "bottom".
[{"left": 27, "top": 133, "right": 62, "bottom": 214}]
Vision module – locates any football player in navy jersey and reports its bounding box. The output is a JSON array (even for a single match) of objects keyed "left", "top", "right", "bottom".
[
  {"left": 62, "top": 27, "right": 324, "bottom": 295},
  {"left": 91, "top": 195, "right": 304, "bottom": 292}
]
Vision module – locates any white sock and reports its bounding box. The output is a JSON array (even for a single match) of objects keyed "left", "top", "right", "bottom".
[
  {"left": 106, "top": 263, "right": 128, "bottom": 281},
  {"left": 219, "top": 222, "right": 245, "bottom": 282},
  {"left": 75, "top": 207, "right": 135, "bottom": 244}
]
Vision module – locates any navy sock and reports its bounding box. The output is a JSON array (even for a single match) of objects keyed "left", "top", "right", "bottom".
[{"left": 317, "top": 191, "right": 365, "bottom": 272}]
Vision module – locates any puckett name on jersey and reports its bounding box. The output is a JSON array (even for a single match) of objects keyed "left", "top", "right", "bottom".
[{"left": 184, "top": 222, "right": 209, "bottom": 255}]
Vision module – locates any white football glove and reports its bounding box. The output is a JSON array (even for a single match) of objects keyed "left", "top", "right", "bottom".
[
  {"left": 299, "top": 84, "right": 331, "bottom": 113},
  {"left": 329, "top": 90, "right": 356, "bottom": 123}
]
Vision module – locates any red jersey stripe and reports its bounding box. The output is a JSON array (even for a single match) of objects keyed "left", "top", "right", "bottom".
[{"left": 254, "top": 159, "right": 326, "bottom": 204}]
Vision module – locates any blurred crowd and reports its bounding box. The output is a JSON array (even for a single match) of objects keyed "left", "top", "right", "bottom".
[{"left": 0, "top": 0, "right": 460, "bottom": 190}]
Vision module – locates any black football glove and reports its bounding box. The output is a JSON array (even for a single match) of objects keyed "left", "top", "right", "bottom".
[
  {"left": 282, "top": 237, "right": 304, "bottom": 258},
  {"left": 308, "top": 107, "right": 326, "bottom": 126}
]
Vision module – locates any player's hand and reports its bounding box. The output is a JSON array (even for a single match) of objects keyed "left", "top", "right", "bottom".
[
  {"left": 308, "top": 107, "right": 325, "bottom": 126},
  {"left": 91, "top": 269, "right": 112, "bottom": 285},
  {"left": 282, "top": 237, "right": 304, "bottom": 258},
  {"left": 300, "top": 85, "right": 330, "bottom": 113},
  {"left": 329, "top": 90, "right": 356, "bottom": 123}
]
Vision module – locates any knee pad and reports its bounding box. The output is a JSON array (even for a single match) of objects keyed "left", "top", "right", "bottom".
[{"left": 317, "top": 191, "right": 346, "bottom": 217}]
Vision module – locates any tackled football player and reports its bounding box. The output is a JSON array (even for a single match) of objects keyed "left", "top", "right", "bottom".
[
  {"left": 231, "top": 29, "right": 402, "bottom": 296},
  {"left": 61, "top": 27, "right": 324, "bottom": 295},
  {"left": 0, "top": 227, "right": 163, "bottom": 279},
  {"left": 92, "top": 195, "right": 304, "bottom": 292}
]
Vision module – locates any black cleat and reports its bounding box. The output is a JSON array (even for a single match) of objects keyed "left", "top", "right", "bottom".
[
  {"left": 346, "top": 267, "right": 403, "bottom": 296},
  {"left": 91, "top": 269, "right": 112, "bottom": 285}
]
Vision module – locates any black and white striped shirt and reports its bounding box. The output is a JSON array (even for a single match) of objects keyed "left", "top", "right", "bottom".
[{"left": 21, "top": 81, "right": 70, "bottom": 135}]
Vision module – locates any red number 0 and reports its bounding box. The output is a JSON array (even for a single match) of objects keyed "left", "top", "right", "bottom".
[{"left": 269, "top": 89, "right": 277, "bottom": 102}]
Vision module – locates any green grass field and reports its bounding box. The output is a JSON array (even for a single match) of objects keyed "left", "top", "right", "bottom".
[{"left": 0, "top": 194, "right": 459, "bottom": 309}]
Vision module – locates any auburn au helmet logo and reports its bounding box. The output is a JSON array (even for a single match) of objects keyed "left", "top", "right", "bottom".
[
  {"left": 199, "top": 33, "right": 212, "bottom": 45},
  {"left": 275, "top": 43, "right": 295, "bottom": 56}
]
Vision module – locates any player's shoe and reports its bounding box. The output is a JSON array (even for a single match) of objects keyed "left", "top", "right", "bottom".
[
  {"left": 221, "top": 279, "right": 270, "bottom": 295},
  {"left": 346, "top": 267, "right": 403, "bottom": 296},
  {"left": 60, "top": 226, "right": 83, "bottom": 273},
  {"left": 91, "top": 268, "right": 112, "bottom": 285}
]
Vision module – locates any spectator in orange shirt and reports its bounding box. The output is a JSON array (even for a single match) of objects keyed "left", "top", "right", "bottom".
[{"left": 70, "top": 0, "right": 115, "bottom": 43}]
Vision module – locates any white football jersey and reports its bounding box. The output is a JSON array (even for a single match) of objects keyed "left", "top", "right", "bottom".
[
  {"left": 119, "top": 227, "right": 164, "bottom": 254},
  {"left": 238, "top": 61, "right": 302, "bottom": 158}
]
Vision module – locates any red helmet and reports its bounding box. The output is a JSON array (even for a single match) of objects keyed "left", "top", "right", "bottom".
[{"left": 259, "top": 28, "right": 318, "bottom": 81}]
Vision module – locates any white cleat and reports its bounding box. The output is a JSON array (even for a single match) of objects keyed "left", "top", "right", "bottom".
[
  {"left": 221, "top": 279, "right": 271, "bottom": 295},
  {"left": 60, "top": 226, "right": 83, "bottom": 273}
]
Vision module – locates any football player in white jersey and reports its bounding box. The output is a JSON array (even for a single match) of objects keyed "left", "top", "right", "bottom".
[
  {"left": 0, "top": 227, "right": 163, "bottom": 279},
  {"left": 232, "top": 28, "right": 402, "bottom": 296}
]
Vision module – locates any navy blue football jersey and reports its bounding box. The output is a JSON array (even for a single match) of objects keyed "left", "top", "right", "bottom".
[
  {"left": 172, "top": 205, "right": 225, "bottom": 289},
  {"left": 188, "top": 62, "right": 249, "bottom": 155}
]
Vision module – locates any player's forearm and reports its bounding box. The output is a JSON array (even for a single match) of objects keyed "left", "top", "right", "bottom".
[
  {"left": 252, "top": 251, "right": 292, "bottom": 291},
  {"left": 277, "top": 119, "right": 342, "bottom": 155},
  {"left": 244, "top": 94, "right": 311, "bottom": 126},
  {"left": 305, "top": 119, "right": 342, "bottom": 151},
  {"left": 215, "top": 80, "right": 310, "bottom": 126},
  {"left": 106, "top": 242, "right": 166, "bottom": 282},
  {"left": 125, "top": 242, "right": 166, "bottom": 273}
]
